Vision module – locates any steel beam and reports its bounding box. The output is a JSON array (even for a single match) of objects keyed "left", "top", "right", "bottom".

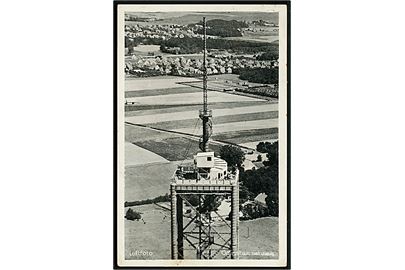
[
  {"left": 177, "top": 195, "right": 184, "bottom": 259},
  {"left": 170, "top": 184, "right": 177, "bottom": 259}
]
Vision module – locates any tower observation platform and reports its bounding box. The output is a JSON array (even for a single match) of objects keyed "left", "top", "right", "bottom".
[{"left": 170, "top": 152, "right": 239, "bottom": 260}]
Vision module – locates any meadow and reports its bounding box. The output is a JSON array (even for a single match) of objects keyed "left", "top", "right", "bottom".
[
  {"left": 125, "top": 162, "right": 178, "bottom": 202},
  {"left": 124, "top": 204, "right": 278, "bottom": 260},
  {"left": 125, "top": 91, "right": 263, "bottom": 106},
  {"left": 125, "top": 76, "right": 199, "bottom": 91},
  {"left": 125, "top": 86, "right": 201, "bottom": 98},
  {"left": 126, "top": 103, "right": 278, "bottom": 124},
  {"left": 145, "top": 111, "right": 278, "bottom": 131}
]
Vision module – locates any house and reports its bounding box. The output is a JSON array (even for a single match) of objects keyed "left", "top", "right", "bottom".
[
  {"left": 254, "top": 193, "right": 268, "bottom": 207},
  {"left": 215, "top": 200, "right": 231, "bottom": 219}
]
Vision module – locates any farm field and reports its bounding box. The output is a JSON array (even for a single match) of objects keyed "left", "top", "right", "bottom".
[
  {"left": 131, "top": 45, "right": 163, "bottom": 56},
  {"left": 239, "top": 217, "right": 279, "bottom": 259},
  {"left": 134, "top": 136, "right": 223, "bottom": 161},
  {"left": 173, "top": 119, "right": 278, "bottom": 135},
  {"left": 126, "top": 103, "right": 278, "bottom": 124},
  {"left": 146, "top": 111, "right": 278, "bottom": 131},
  {"left": 125, "top": 123, "right": 174, "bottom": 143},
  {"left": 125, "top": 100, "right": 273, "bottom": 116},
  {"left": 212, "top": 128, "right": 278, "bottom": 144},
  {"left": 125, "top": 86, "right": 201, "bottom": 98},
  {"left": 181, "top": 74, "right": 267, "bottom": 91},
  {"left": 124, "top": 75, "right": 279, "bottom": 200},
  {"left": 125, "top": 162, "right": 177, "bottom": 202},
  {"left": 125, "top": 123, "right": 221, "bottom": 161},
  {"left": 125, "top": 76, "right": 200, "bottom": 91},
  {"left": 224, "top": 36, "right": 279, "bottom": 43},
  {"left": 125, "top": 142, "right": 169, "bottom": 166},
  {"left": 125, "top": 91, "right": 264, "bottom": 106},
  {"left": 125, "top": 204, "right": 278, "bottom": 260}
]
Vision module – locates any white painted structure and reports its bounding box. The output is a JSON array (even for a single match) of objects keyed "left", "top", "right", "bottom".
[{"left": 194, "top": 152, "right": 228, "bottom": 180}]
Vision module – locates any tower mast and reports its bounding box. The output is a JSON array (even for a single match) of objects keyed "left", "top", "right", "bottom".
[
  {"left": 203, "top": 17, "right": 208, "bottom": 114},
  {"left": 199, "top": 17, "right": 212, "bottom": 152},
  {"left": 170, "top": 17, "right": 239, "bottom": 260}
]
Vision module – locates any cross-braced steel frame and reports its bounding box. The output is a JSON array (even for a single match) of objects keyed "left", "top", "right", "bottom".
[{"left": 170, "top": 182, "right": 239, "bottom": 260}]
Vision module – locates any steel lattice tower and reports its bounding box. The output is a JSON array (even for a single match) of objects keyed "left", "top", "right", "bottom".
[
  {"left": 170, "top": 17, "right": 239, "bottom": 260},
  {"left": 199, "top": 17, "right": 212, "bottom": 153}
]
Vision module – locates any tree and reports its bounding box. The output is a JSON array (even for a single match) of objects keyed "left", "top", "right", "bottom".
[
  {"left": 125, "top": 208, "right": 142, "bottom": 221},
  {"left": 185, "top": 194, "right": 199, "bottom": 206},
  {"left": 265, "top": 193, "right": 278, "bottom": 217},
  {"left": 198, "top": 195, "right": 221, "bottom": 213},
  {"left": 257, "top": 154, "right": 262, "bottom": 162},
  {"left": 237, "top": 67, "right": 279, "bottom": 85},
  {"left": 262, "top": 142, "right": 278, "bottom": 167},
  {"left": 219, "top": 145, "right": 245, "bottom": 168},
  {"left": 239, "top": 185, "right": 253, "bottom": 203}
]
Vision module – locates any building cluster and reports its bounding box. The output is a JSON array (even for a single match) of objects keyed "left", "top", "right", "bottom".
[
  {"left": 125, "top": 24, "right": 204, "bottom": 40},
  {"left": 125, "top": 54, "right": 278, "bottom": 76}
]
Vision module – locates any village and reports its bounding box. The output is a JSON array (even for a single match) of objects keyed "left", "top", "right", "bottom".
[
  {"left": 125, "top": 23, "right": 206, "bottom": 40},
  {"left": 125, "top": 53, "right": 278, "bottom": 77}
]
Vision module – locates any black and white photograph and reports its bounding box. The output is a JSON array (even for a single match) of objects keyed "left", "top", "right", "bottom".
[
  {"left": 6, "top": 1, "right": 405, "bottom": 270},
  {"left": 115, "top": 2, "right": 289, "bottom": 267}
]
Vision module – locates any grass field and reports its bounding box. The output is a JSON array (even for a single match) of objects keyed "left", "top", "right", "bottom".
[
  {"left": 125, "top": 103, "right": 198, "bottom": 112},
  {"left": 224, "top": 36, "right": 279, "bottom": 43},
  {"left": 125, "top": 86, "right": 201, "bottom": 98},
  {"left": 133, "top": 45, "right": 160, "bottom": 53},
  {"left": 134, "top": 136, "right": 222, "bottom": 161},
  {"left": 125, "top": 91, "right": 263, "bottom": 106},
  {"left": 125, "top": 76, "right": 199, "bottom": 91},
  {"left": 125, "top": 123, "right": 174, "bottom": 143},
  {"left": 125, "top": 100, "right": 272, "bottom": 117},
  {"left": 126, "top": 123, "right": 222, "bottom": 162},
  {"left": 125, "top": 162, "right": 178, "bottom": 202},
  {"left": 174, "top": 119, "right": 278, "bottom": 135},
  {"left": 125, "top": 142, "right": 169, "bottom": 166},
  {"left": 239, "top": 217, "right": 279, "bottom": 259},
  {"left": 125, "top": 204, "right": 278, "bottom": 260},
  {"left": 146, "top": 111, "right": 278, "bottom": 131},
  {"left": 183, "top": 74, "right": 266, "bottom": 91},
  {"left": 126, "top": 103, "right": 277, "bottom": 124},
  {"left": 212, "top": 128, "right": 278, "bottom": 144}
]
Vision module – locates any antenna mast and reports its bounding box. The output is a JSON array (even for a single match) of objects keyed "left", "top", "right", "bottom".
[{"left": 199, "top": 17, "right": 212, "bottom": 152}]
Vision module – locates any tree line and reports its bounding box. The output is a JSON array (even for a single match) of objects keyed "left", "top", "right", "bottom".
[
  {"left": 162, "top": 36, "right": 279, "bottom": 55},
  {"left": 193, "top": 19, "right": 249, "bottom": 37},
  {"left": 235, "top": 67, "right": 279, "bottom": 85},
  {"left": 124, "top": 193, "right": 170, "bottom": 207},
  {"left": 125, "top": 35, "right": 279, "bottom": 55}
]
